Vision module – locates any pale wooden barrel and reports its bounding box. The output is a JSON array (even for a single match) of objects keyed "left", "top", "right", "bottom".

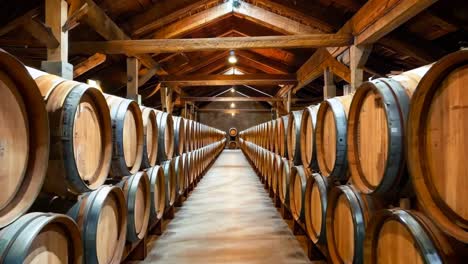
[
  {"left": 173, "top": 155, "right": 185, "bottom": 196},
  {"left": 278, "top": 158, "right": 292, "bottom": 207},
  {"left": 162, "top": 159, "right": 177, "bottom": 208},
  {"left": 229, "top": 127, "right": 238, "bottom": 137},
  {"left": 272, "top": 154, "right": 282, "bottom": 195},
  {"left": 155, "top": 111, "right": 174, "bottom": 163},
  {"left": 119, "top": 172, "right": 151, "bottom": 242},
  {"left": 0, "top": 51, "right": 49, "bottom": 228},
  {"left": 183, "top": 118, "right": 191, "bottom": 152},
  {"left": 140, "top": 107, "right": 158, "bottom": 169},
  {"left": 172, "top": 116, "right": 185, "bottom": 156},
  {"left": 266, "top": 151, "right": 275, "bottom": 189},
  {"left": 287, "top": 110, "right": 303, "bottom": 165},
  {"left": 106, "top": 95, "right": 144, "bottom": 178},
  {"left": 68, "top": 185, "right": 127, "bottom": 263},
  {"left": 276, "top": 116, "right": 287, "bottom": 157},
  {"left": 347, "top": 65, "right": 431, "bottom": 198},
  {"left": 315, "top": 94, "right": 353, "bottom": 182},
  {"left": 304, "top": 173, "right": 330, "bottom": 244},
  {"left": 364, "top": 209, "right": 459, "bottom": 264},
  {"left": 146, "top": 166, "right": 166, "bottom": 221},
  {"left": 181, "top": 153, "right": 190, "bottom": 194},
  {"left": 33, "top": 74, "right": 112, "bottom": 196},
  {"left": 326, "top": 185, "right": 380, "bottom": 264},
  {"left": 300, "top": 105, "right": 319, "bottom": 171},
  {"left": 186, "top": 119, "right": 194, "bottom": 151},
  {"left": 228, "top": 141, "right": 238, "bottom": 149},
  {"left": 289, "top": 165, "right": 310, "bottom": 221},
  {"left": 0, "top": 212, "right": 82, "bottom": 263},
  {"left": 407, "top": 50, "right": 468, "bottom": 243}
]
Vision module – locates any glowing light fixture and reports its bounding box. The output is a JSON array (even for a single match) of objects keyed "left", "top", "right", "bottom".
[
  {"left": 231, "top": 87, "right": 235, "bottom": 93},
  {"left": 228, "top": 50, "right": 237, "bottom": 64},
  {"left": 230, "top": 102, "right": 236, "bottom": 108},
  {"left": 231, "top": 112, "right": 235, "bottom": 117}
]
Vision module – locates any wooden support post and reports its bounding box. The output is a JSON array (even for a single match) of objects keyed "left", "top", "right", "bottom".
[
  {"left": 286, "top": 91, "right": 291, "bottom": 113},
  {"left": 166, "top": 86, "right": 173, "bottom": 114},
  {"left": 42, "top": 0, "right": 73, "bottom": 79},
  {"left": 350, "top": 44, "right": 372, "bottom": 92},
  {"left": 160, "top": 86, "right": 167, "bottom": 112},
  {"left": 127, "top": 57, "right": 141, "bottom": 103},
  {"left": 323, "top": 67, "right": 336, "bottom": 99}
]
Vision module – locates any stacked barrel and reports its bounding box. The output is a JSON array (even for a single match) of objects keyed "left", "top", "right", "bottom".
[
  {"left": 240, "top": 50, "right": 468, "bottom": 263},
  {"left": 228, "top": 127, "right": 238, "bottom": 149},
  {"left": 0, "top": 50, "right": 226, "bottom": 263}
]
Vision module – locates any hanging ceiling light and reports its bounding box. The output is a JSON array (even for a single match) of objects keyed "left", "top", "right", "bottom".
[
  {"left": 230, "top": 102, "right": 236, "bottom": 108},
  {"left": 231, "top": 112, "right": 235, "bottom": 117},
  {"left": 231, "top": 87, "right": 235, "bottom": 93},
  {"left": 228, "top": 50, "right": 237, "bottom": 64}
]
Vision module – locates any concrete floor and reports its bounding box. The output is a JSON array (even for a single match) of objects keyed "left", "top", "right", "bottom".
[{"left": 138, "top": 150, "right": 311, "bottom": 264}]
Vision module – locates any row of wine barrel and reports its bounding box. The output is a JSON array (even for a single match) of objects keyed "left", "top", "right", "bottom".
[
  {"left": 0, "top": 48, "right": 226, "bottom": 231},
  {"left": 239, "top": 50, "right": 468, "bottom": 243},
  {"left": 240, "top": 139, "right": 465, "bottom": 263},
  {"left": 0, "top": 138, "right": 225, "bottom": 263}
]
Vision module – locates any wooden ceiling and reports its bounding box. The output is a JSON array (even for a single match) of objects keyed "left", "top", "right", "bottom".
[{"left": 0, "top": 0, "right": 466, "bottom": 112}]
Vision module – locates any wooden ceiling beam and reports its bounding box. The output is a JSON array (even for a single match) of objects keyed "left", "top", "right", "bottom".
[
  {"left": 73, "top": 52, "right": 106, "bottom": 77},
  {"left": 233, "top": 1, "right": 323, "bottom": 34},
  {"left": 71, "top": 34, "right": 352, "bottom": 54},
  {"left": 127, "top": 0, "right": 222, "bottom": 37},
  {"left": 67, "top": 0, "right": 167, "bottom": 74},
  {"left": 152, "top": 1, "right": 232, "bottom": 39},
  {"left": 180, "top": 96, "right": 283, "bottom": 102},
  {"left": 244, "top": 0, "right": 335, "bottom": 33},
  {"left": 161, "top": 74, "right": 296, "bottom": 86},
  {"left": 236, "top": 50, "right": 292, "bottom": 74}
]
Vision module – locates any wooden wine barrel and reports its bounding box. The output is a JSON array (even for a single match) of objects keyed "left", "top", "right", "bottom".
[
  {"left": 181, "top": 153, "right": 190, "bottom": 194},
  {"left": 272, "top": 154, "right": 282, "bottom": 195},
  {"left": 407, "top": 50, "right": 468, "bottom": 243},
  {"left": 229, "top": 127, "right": 238, "bottom": 137},
  {"left": 289, "top": 166, "right": 310, "bottom": 221},
  {"left": 0, "top": 212, "right": 82, "bottom": 263},
  {"left": 32, "top": 75, "right": 113, "bottom": 196},
  {"left": 315, "top": 94, "right": 353, "bottom": 182},
  {"left": 364, "top": 209, "right": 459, "bottom": 264},
  {"left": 68, "top": 185, "right": 127, "bottom": 263},
  {"left": 183, "top": 119, "right": 191, "bottom": 152},
  {"left": 326, "top": 185, "right": 380, "bottom": 264},
  {"left": 300, "top": 105, "right": 319, "bottom": 171},
  {"left": 0, "top": 52, "right": 49, "bottom": 228},
  {"left": 140, "top": 107, "right": 158, "bottom": 169},
  {"left": 347, "top": 66, "right": 431, "bottom": 197},
  {"left": 118, "top": 172, "right": 151, "bottom": 242},
  {"left": 266, "top": 151, "right": 275, "bottom": 188},
  {"left": 278, "top": 158, "right": 292, "bottom": 207},
  {"left": 106, "top": 95, "right": 144, "bottom": 178},
  {"left": 146, "top": 166, "right": 166, "bottom": 221},
  {"left": 228, "top": 141, "right": 238, "bottom": 149},
  {"left": 162, "top": 159, "right": 177, "bottom": 208},
  {"left": 276, "top": 116, "right": 287, "bottom": 157},
  {"left": 287, "top": 110, "right": 303, "bottom": 165},
  {"left": 156, "top": 111, "right": 174, "bottom": 163},
  {"left": 173, "top": 155, "right": 185, "bottom": 196},
  {"left": 172, "top": 116, "right": 185, "bottom": 156},
  {"left": 304, "top": 173, "right": 330, "bottom": 244}
]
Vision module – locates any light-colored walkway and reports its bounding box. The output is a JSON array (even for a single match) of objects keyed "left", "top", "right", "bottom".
[{"left": 140, "top": 150, "right": 310, "bottom": 264}]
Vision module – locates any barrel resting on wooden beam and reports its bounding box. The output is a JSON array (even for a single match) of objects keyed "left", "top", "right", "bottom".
[{"left": 70, "top": 34, "right": 353, "bottom": 54}]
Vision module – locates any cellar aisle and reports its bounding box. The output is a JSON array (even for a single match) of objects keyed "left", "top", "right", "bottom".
[{"left": 139, "top": 149, "right": 310, "bottom": 264}]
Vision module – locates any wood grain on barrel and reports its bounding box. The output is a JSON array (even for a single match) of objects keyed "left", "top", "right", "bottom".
[
  {"left": 377, "top": 220, "right": 424, "bottom": 264},
  {"left": 24, "top": 224, "right": 69, "bottom": 264},
  {"left": 311, "top": 184, "right": 322, "bottom": 236},
  {"left": 73, "top": 95, "right": 102, "bottom": 184},
  {"left": 333, "top": 195, "right": 354, "bottom": 263},
  {"left": 0, "top": 73, "right": 28, "bottom": 208},
  {"left": 426, "top": 65, "right": 468, "bottom": 221},
  {"left": 96, "top": 196, "right": 119, "bottom": 264},
  {"left": 323, "top": 109, "right": 336, "bottom": 174},
  {"left": 357, "top": 90, "right": 388, "bottom": 186},
  {"left": 123, "top": 111, "right": 138, "bottom": 168}
]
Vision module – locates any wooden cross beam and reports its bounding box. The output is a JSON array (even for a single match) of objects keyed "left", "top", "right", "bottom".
[{"left": 160, "top": 74, "right": 297, "bottom": 86}]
